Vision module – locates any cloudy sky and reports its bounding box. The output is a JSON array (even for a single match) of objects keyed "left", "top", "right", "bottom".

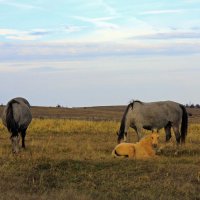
[{"left": 0, "top": 0, "right": 200, "bottom": 107}]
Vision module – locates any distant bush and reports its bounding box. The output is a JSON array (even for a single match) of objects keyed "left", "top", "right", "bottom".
[
  {"left": 185, "top": 103, "right": 200, "bottom": 108},
  {"left": 196, "top": 104, "right": 200, "bottom": 108}
]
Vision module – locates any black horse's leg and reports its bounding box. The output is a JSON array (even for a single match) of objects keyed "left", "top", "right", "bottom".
[
  {"left": 21, "top": 128, "right": 27, "bottom": 148},
  {"left": 124, "top": 120, "right": 131, "bottom": 142},
  {"left": 135, "top": 126, "right": 142, "bottom": 142},
  {"left": 172, "top": 125, "right": 181, "bottom": 144},
  {"left": 164, "top": 124, "right": 172, "bottom": 142},
  {"left": 158, "top": 123, "right": 172, "bottom": 154},
  {"left": 124, "top": 131, "right": 128, "bottom": 142}
]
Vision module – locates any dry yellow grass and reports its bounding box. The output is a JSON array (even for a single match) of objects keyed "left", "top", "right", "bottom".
[{"left": 0, "top": 119, "right": 199, "bottom": 200}]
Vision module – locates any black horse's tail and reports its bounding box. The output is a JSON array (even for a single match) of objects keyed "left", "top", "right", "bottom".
[
  {"left": 179, "top": 104, "right": 188, "bottom": 143},
  {"left": 6, "top": 99, "right": 19, "bottom": 136}
]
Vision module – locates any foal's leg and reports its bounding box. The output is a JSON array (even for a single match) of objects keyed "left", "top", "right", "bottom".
[
  {"left": 21, "top": 128, "right": 27, "bottom": 148},
  {"left": 128, "top": 146, "right": 136, "bottom": 158}
]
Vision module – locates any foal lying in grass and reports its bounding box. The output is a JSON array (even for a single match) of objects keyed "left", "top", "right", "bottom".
[{"left": 112, "top": 132, "right": 159, "bottom": 159}]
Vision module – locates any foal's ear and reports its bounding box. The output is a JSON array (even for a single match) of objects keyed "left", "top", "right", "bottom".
[{"left": 116, "top": 131, "right": 119, "bottom": 136}]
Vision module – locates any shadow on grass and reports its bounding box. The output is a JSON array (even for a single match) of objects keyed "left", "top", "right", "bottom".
[
  {"left": 158, "top": 144, "right": 200, "bottom": 157},
  {"left": 0, "top": 152, "right": 199, "bottom": 200},
  {"left": 23, "top": 157, "right": 200, "bottom": 200}
]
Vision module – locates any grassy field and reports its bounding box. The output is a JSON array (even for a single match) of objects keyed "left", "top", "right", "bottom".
[{"left": 0, "top": 118, "right": 199, "bottom": 200}]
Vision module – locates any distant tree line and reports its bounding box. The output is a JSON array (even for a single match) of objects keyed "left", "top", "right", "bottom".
[
  {"left": 56, "top": 104, "right": 69, "bottom": 108},
  {"left": 1, "top": 103, "right": 200, "bottom": 109},
  {"left": 185, "top": 103, "right": 200, "bottom": 108}
]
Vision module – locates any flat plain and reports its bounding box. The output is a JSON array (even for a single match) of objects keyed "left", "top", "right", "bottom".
[{"left": 0, "top": 106, "right": 199, "bottom": 200}]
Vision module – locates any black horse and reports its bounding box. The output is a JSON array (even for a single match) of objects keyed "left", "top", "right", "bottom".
[
  {"left": 2, "top": 97, "right": 32, "bottom": 153},
  {"left": 117, "top": 100, "right": 188, "bottom": 144}
]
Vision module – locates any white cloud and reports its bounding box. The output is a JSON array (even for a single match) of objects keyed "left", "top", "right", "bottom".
[
  {"left": 184, "top": 0, "right": 200, "bottom": 3},
  {"left": 6, "top": 35, "right": 41, "bottom": 41},
  {"left": 85, "top": 0, "right": 117, "bottom": 16},
  {"left": 0, "top": 25, "right": 86, "bottom": 41},
  {"left": 132, "top": 30, "right": 200, "bottom": 40},
  {"left": 63, "top": 15, "right": 158, "bottom": 43},
  {"left": 0, "top": 28, "right": 43, "bottom": 40},
  {"left": 73, "top": 16, "right": 119, "bottom": 29},
  {"left": 64, "top": 25, "right": 87, "bottom": 33},
  {"left": 0, "top": 29, "right": 40, "bottom": 40},
  {"left": 140, "top": 9, "right": 184, "bottom": 15},
  {"left": 1, "top": 55, "right": 200, "bottom": 106},
  {"left": 0, "top": 0, "right": 42, "bottom": 10},
  {"left": 1, "top": 39, "right": 200, "bottom": 64},
  {"left": 98, "top": 0, "right": 117, "bottom": 16},
  {"left": 0, "top": 28, "right": 21, "bottom": 35}
]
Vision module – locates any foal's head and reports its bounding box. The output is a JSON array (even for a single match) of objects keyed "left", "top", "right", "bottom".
[{"left": 150, "top": 132, "right": 159, "bottom": 148}]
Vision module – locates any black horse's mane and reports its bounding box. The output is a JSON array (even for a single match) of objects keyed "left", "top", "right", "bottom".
[
  {"left": 130, "top": 100, "right": 143, "bottom": 106},
  {"left": 126, "top": 100, "right": 143, "bottom": 111},
  {"left": 118, "top": 100, "right": 143, "bottom": 137}
]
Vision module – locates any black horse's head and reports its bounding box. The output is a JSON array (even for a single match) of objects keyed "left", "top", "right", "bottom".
[
  {"left": 10, "top": 135, "right": 20, "bottom": 153},
  {"left": 117, "top": 131, "right": 127, "bottom": 144}
]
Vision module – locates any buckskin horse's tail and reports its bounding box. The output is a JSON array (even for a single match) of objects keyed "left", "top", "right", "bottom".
[
  {"left": 6, "top": 99, "right": 19, "bottom": 136},
  {"left": 179, "top": 104, "right": 188, "bottom": 143}
]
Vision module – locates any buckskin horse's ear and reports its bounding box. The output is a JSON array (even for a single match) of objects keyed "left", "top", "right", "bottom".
[{"left": 116, "top": 131, "right": 119, "bottom": 136}]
